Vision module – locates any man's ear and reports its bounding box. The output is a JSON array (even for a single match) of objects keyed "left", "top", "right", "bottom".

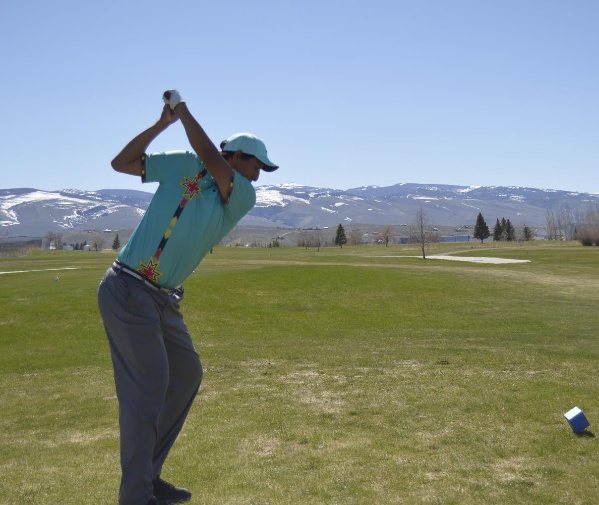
[{"left": 228, "top": 150, "right": 243, "bottom": 168}]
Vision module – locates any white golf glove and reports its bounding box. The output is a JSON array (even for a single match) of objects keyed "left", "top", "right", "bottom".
[{"left": 162, "top": 89, "right": 182, "bottom": 110}]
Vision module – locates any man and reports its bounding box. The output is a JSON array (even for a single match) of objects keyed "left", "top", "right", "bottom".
[{"left": 97, "top": 90, "right": 279, "bottom": 505}]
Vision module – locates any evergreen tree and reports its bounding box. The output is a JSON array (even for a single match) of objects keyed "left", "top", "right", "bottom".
[
  {"left": 473, "top": 213, "right": 490, "bottom": 244},
  {"left": 334, "top": 224, "right": 347, "bottom": 248},
  {"left": 500, "top": 218, "right": 507, "bottom": 241},
  {"left": 493, "top": 218, "right": 503, "bottom": 241},
  {"left": 505, "top": 219, "right": 515, "bottom": 241},
  {"left": 112, "top": 234, "right": 121, "bottom": 251},
  {"left": 522, "top": 225, "right": 534, "bottom": 241}
]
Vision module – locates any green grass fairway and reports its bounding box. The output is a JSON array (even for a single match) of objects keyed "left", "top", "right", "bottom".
[{"left": 1, "top": 243, "right": 598, "bottom": 504}]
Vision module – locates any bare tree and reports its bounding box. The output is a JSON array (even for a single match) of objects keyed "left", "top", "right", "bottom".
[
  {"left": 314, "top": 229, "right": 324, "bottom": 251},
  {"left": 589, "top": 204, "right": 599, "bottom": 229},
  {"left": 409, "top": 208, "right": 436, "bottom": 259},
  {"left": 557, "top": 205, "right": 576, "bottom": 240},
  {"left": 577, "top": 203, "right": 599, "bottom": 245},
  {"left": 547, "top": 205, "right": 579, "bottom": 240},
  {"left": 92, "top": 235, "right": 105, "bottom": 252},
  {"left": 545, "top": 209, "right": 558, "bottom": 240},
  {"left": 44, "top": 231, "right": 63, "bottom": 250},
  {"left": 298, "top": 229, "right": 324, "bottom": 250},
  {"left": 297, "top": 231, "right": 310, "bottom": 249},
  {"left": 348, "top": 229, "right": 363, "bottom": 246},
  {"left": 377, "top": 226, "right": 392, "bottom": 246}
]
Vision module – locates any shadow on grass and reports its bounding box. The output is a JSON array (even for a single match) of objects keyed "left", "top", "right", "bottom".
[{"left": 575, "top": 430, "right": 596, "bottom": 438}]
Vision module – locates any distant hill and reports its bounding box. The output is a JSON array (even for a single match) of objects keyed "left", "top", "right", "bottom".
[{"left": 1, "top": 183, "right": 598, "bottom": 238}]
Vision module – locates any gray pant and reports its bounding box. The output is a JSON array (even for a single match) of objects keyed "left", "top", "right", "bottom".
[{"left": 98, "top": 267, "right": 203, "bottom": 505}]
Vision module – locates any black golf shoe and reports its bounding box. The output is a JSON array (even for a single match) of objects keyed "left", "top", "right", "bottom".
[{"left": 152, "top": 477, "right": 191, "bottom": 504}]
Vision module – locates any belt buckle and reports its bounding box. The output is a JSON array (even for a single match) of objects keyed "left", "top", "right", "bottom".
[{"left": 169, "top": 286, "right": 184, "bottom": 301}]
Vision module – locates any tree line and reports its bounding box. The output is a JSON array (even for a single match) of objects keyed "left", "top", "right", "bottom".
[
  {"left": 473, "top": 214, "right": 533, "bottom": 243},
  {"left": 545, "top": 204, "right": 599, "bottom": 245},
  {"left": 44, "top": 232, "right": 122, "bottom": 251}
]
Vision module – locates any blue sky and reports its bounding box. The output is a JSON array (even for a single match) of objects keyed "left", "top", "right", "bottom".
[{"left": 1, "top": 0, "right": 597, "bottom": 193}]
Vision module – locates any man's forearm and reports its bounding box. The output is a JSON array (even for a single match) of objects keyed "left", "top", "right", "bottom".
[
  {"left": 176, "top": 103, "right": 221, "bottom": 163},
  {"left": 176, "top": 103, "right": 232, "bottom": 196}
]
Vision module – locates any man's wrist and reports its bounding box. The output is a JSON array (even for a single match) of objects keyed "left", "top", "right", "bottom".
[
  {"left": 174, "top": 101, "right": 187, "bottom": 114},
  {"left": 153, "top": 118, "right": 171, "bottom": 131}
]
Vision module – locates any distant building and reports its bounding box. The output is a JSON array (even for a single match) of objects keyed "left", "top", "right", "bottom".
[{"left": 441, "top": 235, "right": 471, "bottom": 243}]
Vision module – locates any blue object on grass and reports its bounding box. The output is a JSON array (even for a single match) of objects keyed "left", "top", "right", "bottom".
[{"left": 564, "top": 407, "right": 590, "bottom": 433}]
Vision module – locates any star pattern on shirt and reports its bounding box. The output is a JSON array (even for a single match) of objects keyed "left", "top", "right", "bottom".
[
  {"left": 180, "top": 175, "right": 201, "bottom": 200},
  {"left": 137, "top": 257, "right": 163, "bottom": 283},
  {"left": 132, "top": 169, "right": 210, "bottom": 288}
]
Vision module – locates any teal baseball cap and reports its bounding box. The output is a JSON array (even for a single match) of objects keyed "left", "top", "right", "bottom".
[{"left": 220, "top": 133, "right": 279, "bottom": 172}]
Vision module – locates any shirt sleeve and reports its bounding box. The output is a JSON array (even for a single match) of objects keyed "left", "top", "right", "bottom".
[
  {"left": 144, "top": 151, "right": 201, "bottom": 184},
  {"left": 225, "top": 171, "right": 257, "bottom": 221}
]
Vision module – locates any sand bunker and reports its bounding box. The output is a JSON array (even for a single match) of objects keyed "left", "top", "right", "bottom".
[
  {"left": 426, "top": 255, "right": 530, "bottom": 264},
  {"left": 377, "top": 255, "right": 531, "bottom": 264},
  {"left": 0, "top": 267, "right": 79, "bottom": 275}
]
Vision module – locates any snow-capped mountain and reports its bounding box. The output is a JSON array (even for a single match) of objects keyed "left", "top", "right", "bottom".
[
  {"left": 1, "top": 183, "right": 598, "bottom": 238},
  {"left": 246, "top": 183, "right": 599, "bottom": 229},
  {"left": 0, "top": 188, "right": 151, "bottom": 237}
]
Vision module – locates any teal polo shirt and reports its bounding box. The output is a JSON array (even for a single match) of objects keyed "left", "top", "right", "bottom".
[{"left": 117, "top": 150, "right": 256, "bottom": 288}]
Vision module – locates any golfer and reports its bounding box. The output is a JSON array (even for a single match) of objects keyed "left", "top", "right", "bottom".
[{"left": 98, "top": 90, "right": 279, "bottom": 505}]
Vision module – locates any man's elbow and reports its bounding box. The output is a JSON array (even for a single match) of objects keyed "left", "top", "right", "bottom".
[
  {"left": 111, "top": 156, "right": 131, "bottom": 174},
  {"left": 111, "top": 156, "right": 141, "bottom": 176},
  {"left": 111, "top": 157, "right": 123, "bottom": 172}
]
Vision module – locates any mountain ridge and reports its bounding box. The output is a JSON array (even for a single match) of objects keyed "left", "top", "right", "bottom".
[{"left": 1, "top": 183, "right": 597, "bottom": 238}]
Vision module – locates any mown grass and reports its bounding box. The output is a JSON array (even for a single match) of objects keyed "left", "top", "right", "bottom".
[{"left": 1, "top": 243, "right": 598, "bottom": 504}]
